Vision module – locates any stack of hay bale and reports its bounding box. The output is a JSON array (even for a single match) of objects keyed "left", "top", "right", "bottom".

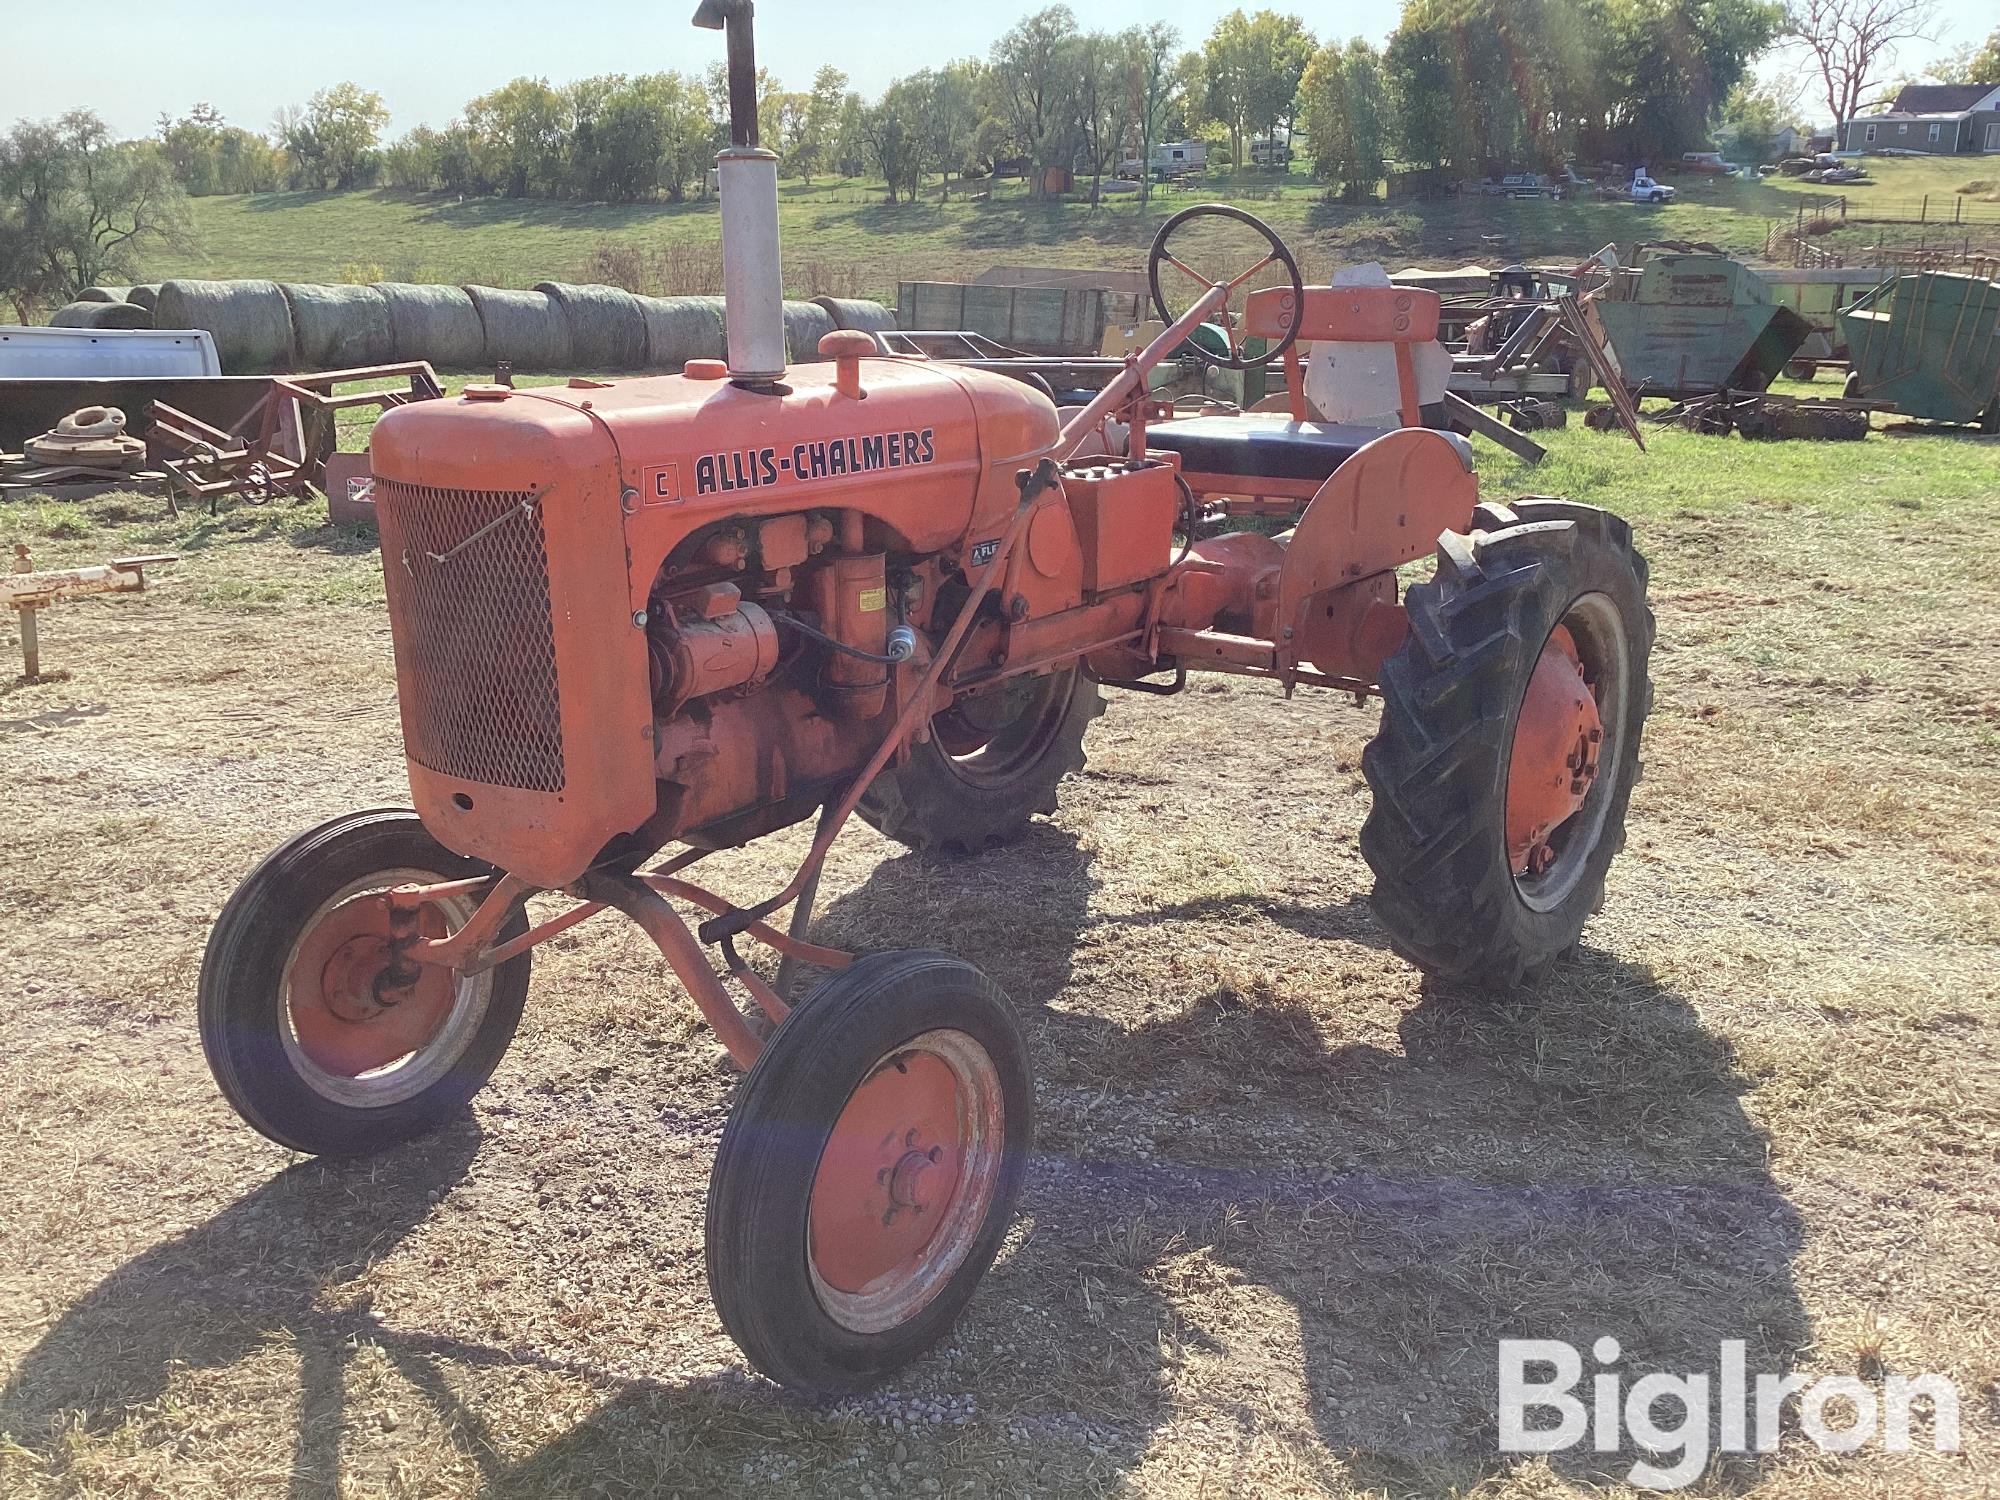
[
  {"left": 43, "top": 280, "right": 896, "bottom": 376},
  {"left": 50, "top": 285, "right": 161, "bottom": 331},
  {"left": 152, "top": 280, "right": 305, "bottom": 372}
]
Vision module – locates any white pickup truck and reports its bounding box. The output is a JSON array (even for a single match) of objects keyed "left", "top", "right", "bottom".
[
  {"left": 0, "top": 326, "right": 220, "bottom": 378},
  {"left": 1629, "top": 171, "right": 1676, "bottom": 205}
]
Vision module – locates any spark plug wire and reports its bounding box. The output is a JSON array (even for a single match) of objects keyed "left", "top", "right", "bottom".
[{"left": 769, "top": 610, "right": 916, "bottom": 665}]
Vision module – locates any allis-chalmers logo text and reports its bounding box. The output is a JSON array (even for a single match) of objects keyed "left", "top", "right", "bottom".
[{"left": 693, "top": 428, "right": 937, "bottom": 496}]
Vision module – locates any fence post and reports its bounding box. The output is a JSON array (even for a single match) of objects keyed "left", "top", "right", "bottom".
[{"left": 1920, "top": 194, "right": 1927, "bottom": 223}]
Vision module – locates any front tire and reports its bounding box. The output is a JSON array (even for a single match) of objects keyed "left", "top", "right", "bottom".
[
  {"left": 706, "top": 951, "right": 1033, "bottom": 1391},
  {"left": 198, "top": 809, "right": 531, "bottom": 1156},
  {"left": 859, "top": 665, "right": 1103, "bottom": 853},
  {"left": 1360, "top": 501, "right": 1654, "bottom": 986}
]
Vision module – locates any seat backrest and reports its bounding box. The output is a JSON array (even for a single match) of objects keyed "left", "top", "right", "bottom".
[{"left": 1244, "top": 285, "right": 1441, "bottom": 345}]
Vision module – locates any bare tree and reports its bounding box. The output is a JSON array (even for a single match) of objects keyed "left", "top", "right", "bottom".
[
  {"left": 1783, "top": 0, "right": 1939, "bottom": 135},
  {"left": 0, "top": 111, "right": 188, "bottom": 318}
]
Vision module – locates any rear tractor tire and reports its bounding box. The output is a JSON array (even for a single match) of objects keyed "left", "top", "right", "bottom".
[
  {"left": 198, "top": 809, "right": 531, "bottom": 1157},
  {"left": 860, "top": 664, "right": 1103, "bottom": 854},
  {"left": 1360, "top": 500, "right": 1654, "bottom": 987}
]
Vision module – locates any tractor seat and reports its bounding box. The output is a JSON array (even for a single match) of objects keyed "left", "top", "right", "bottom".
[{"left": 1144, "top": 415, "right": 1387, "bottom": 484}]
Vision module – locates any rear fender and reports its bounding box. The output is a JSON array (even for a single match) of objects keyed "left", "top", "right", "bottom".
[{"left": 1272, "top": 427, "right": 1478, "bottom": 676}]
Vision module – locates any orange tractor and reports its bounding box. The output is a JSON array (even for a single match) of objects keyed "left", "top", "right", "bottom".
[{"left": 200, "top": 0, "right": 1653, "bottom": 1393}]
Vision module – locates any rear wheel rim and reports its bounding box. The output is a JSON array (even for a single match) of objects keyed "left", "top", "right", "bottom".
[
  {"left": 931, "top": 669, "right": 1076, "bottom": 787},
  {"left": 806, "top": 1028, "right": 1006, "bottom": 1335},
  {"left": 279, "top": 869, "right": 494, "bottom": 1108},
  {"left": 1508, "top": 594, "right": 1628, "bottom": 913}
]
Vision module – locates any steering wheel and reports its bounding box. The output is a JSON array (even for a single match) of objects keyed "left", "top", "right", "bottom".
[{"left": 1146, "top": 203, "right": 1304, "bottom": 370}]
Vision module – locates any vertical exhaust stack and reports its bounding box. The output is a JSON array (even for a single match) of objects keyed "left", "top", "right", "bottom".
[{"left": 694, "top": 0, "right": 787, "bottom": 387}]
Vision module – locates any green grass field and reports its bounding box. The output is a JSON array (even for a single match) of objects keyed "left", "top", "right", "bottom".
[{"left": 145, "top": 155, "right": 1997, "bottom": 304}]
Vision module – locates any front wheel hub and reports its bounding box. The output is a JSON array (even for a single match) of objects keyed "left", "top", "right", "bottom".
[
  {"left": 1506, "top": 624, "right": 1603, "bottom": 876},
  {"left": 810, "top": 1052, "right": 968, "bottom": 1288},
  {"left": 806, "top": 1029, "right": 1006, "bottom": 1334},
  {"left": 286, "top": 893, "right": 456, "bottom": 1077}
]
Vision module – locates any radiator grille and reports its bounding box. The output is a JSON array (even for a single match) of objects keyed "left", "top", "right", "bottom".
[{"left": 376, "top": 481, "right": 565, "bottom": 792}]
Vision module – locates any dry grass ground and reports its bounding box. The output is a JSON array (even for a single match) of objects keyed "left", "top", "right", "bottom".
[{"left": 1, "top": 414, "right": 1996, "bottom": 1497}]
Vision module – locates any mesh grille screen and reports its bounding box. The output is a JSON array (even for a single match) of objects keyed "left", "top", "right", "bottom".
[{"left": 377, "top": 482, "right": 565, "bottom": 792}]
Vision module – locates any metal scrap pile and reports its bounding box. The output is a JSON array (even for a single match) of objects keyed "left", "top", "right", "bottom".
[
  {"left": 1587, "top": 388, "right": 1874, "bottom": 440},
  {"left": 1, "top": 407, "right": 168, "bottom": 492},
  {"left": 1, "top": 362, "right": 445, "bottom": 513}
]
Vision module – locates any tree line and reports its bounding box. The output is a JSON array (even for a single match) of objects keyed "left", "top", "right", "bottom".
[
  {"left": 5, "top": 1, "right": 1982, "bottom": 317},
  {"left": 1309, "top": 0, "right": 1783, "bottom": 200},
  {"left": 134, "top": 0, "right": 1784, "bottom": 211}
]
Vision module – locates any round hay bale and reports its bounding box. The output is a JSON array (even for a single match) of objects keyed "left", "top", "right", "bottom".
[
  {"left": 783, "top": 299, "right": 838, "bottom": 362},
  {"left": 812, "top": 296, "right": 896, "bottom": 336},
  {"left": 634, "top": 294, "right": 727, "bottom": 370},
  {"left": 153, "top": 279, "right": 296, "bottom": 373},
  {"left": 374, "top": 283, "right": 487, "bottom": 370},
  {"left": 78, "top": 286, "right": 132, "bottom": 304},
  {"left": 50, "top": 300, "right": 153, "bottom": 329},
  {"left": 464, "top": 285, "right": 572, "bottom": 373},
  {"left": 282, "top": 282, "right": 395, "bottom": 370},
  {"left": 534, "top": 281, "right": 649, "bottom": 371},
  {"left": 126, "top": 284, "right": 161, "bottom": 312}
]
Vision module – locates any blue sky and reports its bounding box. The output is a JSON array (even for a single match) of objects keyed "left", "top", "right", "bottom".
[{"left": 7, "top": 0, "right": 1994, "bottom": 139}]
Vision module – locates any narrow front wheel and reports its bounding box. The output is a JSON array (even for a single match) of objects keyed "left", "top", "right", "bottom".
[
  {"left": 198, "top": 809, "right": 531, "bottom": 1156},
  {"left": 706, "top": 951, "right": 1033, "bottom": 1391}
]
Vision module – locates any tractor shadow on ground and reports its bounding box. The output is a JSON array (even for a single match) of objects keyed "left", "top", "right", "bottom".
[
  {"left": 1094, "top": 886, "right": 1387, "bottom": 949},
  {"left": 793, "top": 828, "right": 1810, "bottom": 1490},
  {"left": 146, "top": 501, "right": 383, "bottom": 561},
  {"left": 0, "top": 828, "right": 1808, "bottom": 1493},
  {"left": 287, "top": 518, "right": 386, "bottom": 558},
  {"left": 0, "top": 1124, "right": 482, "bottom": 1499}
]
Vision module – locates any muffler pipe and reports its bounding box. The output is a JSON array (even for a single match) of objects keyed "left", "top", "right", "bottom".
[{"left": 695, "top": 0, "right": 787, "bottom": 385}]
